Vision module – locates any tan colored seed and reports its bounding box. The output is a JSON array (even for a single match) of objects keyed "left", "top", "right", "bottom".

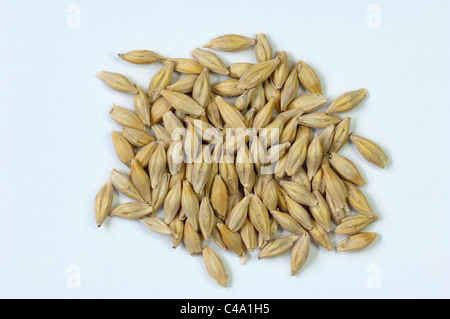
[
  {"left": 109, "top": 104, "right": 145, "bottom": 130},
  {"left": 280, "top": 66, "right": 300, "bottom": 111},
  {"left": 266, "top": 108, "right": 303, "bottom": 130},
  {"left": 258, "top": 234, "right": 298, "bottom": 259},
  {"left": 326, "top": 190, "right": 347, "bottom": 225},
  {"left": 215, "top": 96, "right": 247, "bottom": 130},
  {"left": 151, "top": 172, "right": 169, "bottom": 211},
  {"left": 284, "top": 195, "right": 312, "bottom": 230},
  {"left": 251, "top": 84, "right": 266, "bottom": 111},
  {"left": 147, "top": 62, "right": 174, "bottom": 103},
  {"left": 327, "top": 88, "right": 367, "bottom": 114},
  {"left": 211, "top": 175, "right": 229, "bottom": 221},
  {"left": 306, "top": 136, "right": 323, "bottom": 181},
  {"left": 130, "top": 159, "right": 152, "bottom": 204},
  {"left": 344, "top": 181, "right": 376, "bottom": 218},
  {"left": 253, "top": 174, "right": 270, "bottom": 199},
  {"left": 350, "top": 134, "right": 388, "bottom": 169},
  {"left": 330, "top": 117, "right": 351, "bottom": 153},
  {"left": 254, "top": 32, "right": 272, "bottom": 63},
  {"left": 227, "top": 196, "right": 250, "bottom": 232},
  {"left": 183, "top": 220, "right": 202, "bottom": 255},
  {"left": 167, "top": 140, "right": 184, "bottom": 176},
  {"left": 134, "top": 142, "right": 156, "bottom": 168},
  {"left": 181, "top": 181, "right": 200, "bottom": 231},
  {"left": 140, "top": 216, "right": 174, "bottom": 236},
  {"left": 297, "top": 112, "right": 342, "bottom": 129},
  {"left": 192, "top": 68, "right": 211, "bottom": 108},
  {"left": 179, "top": 207, "right": 187, "bottom": 221},
  {"left": 219, "top": 153, "right": 239, "bottom": 196},
  {"left": 97, "top": 71, "right": 138, "bottom": 94},
  {"left": 291, "top": 233, "right": 310, "bottom": 276},
  {"left": 297, "top": 61, "right": 322, "bottom": 94},
  {"left": 264, "top": 79, "right": 281, "bottom": 112},
  {"left": 253, "top": 98, "right": 276, "bottom": 130},
  {"left": 285, "top": 135, "right": 308, "bottom": 176},
  {"left": 316, "top": 126, "right": 334, "bottom": 155},
  {"left": 217, "top": 223, "right": 246, "bottom": 257},
  {"left": 310, "top": 190, "right": 331, "bottom": 233},
  {"left": 150, "top": 97, "right": 172, "bottom": 125},
  {"left": 166, "top": 75, "right": 199, "bottom": 93},
  {"left": 192, "top": 48, "right": 229, "bottom": 75},
  {"left": 204, "top": 34, "right": 255, "bottom": 52},
  {"left": 292, "top": 167, "right": 311, "bottom": 192},
  {"left": 266, "top": 142, "right": 291, "bottom": 164},
  {"left": 296, "top": 125, "right": 312, "bottom": 145},
  {"left": 184, "top": 121, "right": 202, "bottom": 165},
  {"left": 309, "top": 220, "right": 332, "bottom": 251},
  {"left": 205, "top": 93, "right": 223, "bottom": 129},
  {"left": 279, "top": 181, "right": 318, "bottom": 207},
  {"left": 204, "top": 160, "right": 218, "bottom": 197},
  {"left": 311, "top": 167, "right": 325, "bottom": 194},
  {"left": 118, "top": 50, "right": 162, "bottom": 64},
  {"left": 329, "top": 152, "right": 365, "bottom": 186},
  {"left": 148, "top": 142, "right": 167, "bottom": 189},
  {"left": 287, "top": 93, "right": 327, "bottom": 113},
  {"left": 272, "top": 51, "right": 289, "bottom": 89},
  {"left": 110, "top": 202, "right": 153, "bottom": 219},
  {"left": 237, "top": 58, "right": 280, "bottom": 90},
  {"left": 248, "top": 194, "right": 271, "bottom": 240},
  {"left": 169, "top": 163, "right": 186, "bottom": 189},
  {"left": 211, "top": 79, "right": 246, "bottom": 97},
  {"left": 191, "top": 148, "right": 213, "bottom": 194},
  {"left": 279, "top": 117, "right": 298, "bottom": 145},
  {"left": 322, "top": 163, "right": 348, "bottom": 211},
  {"left": 235, "top": 143, "right": 255, "bottom": 190},
  {"left": 337, "top": 232, "right": 378, "bottom": 252},
  {"left": 202, "top": 246, "right": 228, "bottom": 287},
  {"left": 243, "top": 107, "right": 256, "bottom": 127},
  {"left": 336, "top": 214, "right": 377, "bottom": 235},
  {"left": 269, "top": 216, "right": 279, "bottom": 239},
  {"left": 249, "top": 136, "right": 268, "bottom": 171},
  {"left": 199, "top": 196, "right": 215, "bottom": 240},
  {"left": 162, "top": 58, "right": 203, "bottom": 75},
  {"left": 111, "top": 131, "right": 135, "bottom": 167},
  {"left": 162, "top": 111, "right": 184, "bottom": 137},
  {"left": 262, "top": 180, "right": 278, "bottom": 211},
  {"left": 164, "top": 181, "right": 182, "bottom": 224},
  {"left": 228, "top": 62, "right": 254, "bottom": 79},
  {"left": 95, "top": 182, "right": 113, "bottom": 227},
  {"left": 133, "top": 85, "right": 151, "bottom": 126},
  {"left": 169, "top": 217, "right": 184, "bottom": 248},
  {"left": 235, "top": 88, "right": 256, "bottom": 111},
  {"left": 271, "top": 210, "right": 307, "bottom": 235},
  {"left": 211, "top": 220, "right": 228, "bottom": 251},
  {"left": 160, "top": 90, "right": 205, "bottom": 117},
  {"left": 274, "top": 153, "right": 288, "bottom": 182},
  {"left": 240, "top": 218, "right": 258, "bottom": 251},
  {"left": 110, "top": 169, "right": 144, "bottom": 202},
  {"left": 121, "top": 127, "right": 155, "bottom": 147}
]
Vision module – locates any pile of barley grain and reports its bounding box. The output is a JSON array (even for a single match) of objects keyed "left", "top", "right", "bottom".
[{"left": 95, "top": 33, "right": 387, "bottom": 287}]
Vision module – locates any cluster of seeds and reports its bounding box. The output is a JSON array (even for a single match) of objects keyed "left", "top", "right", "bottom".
[{"left": 95, "top": 33, "right": 388, "bottom": 287}]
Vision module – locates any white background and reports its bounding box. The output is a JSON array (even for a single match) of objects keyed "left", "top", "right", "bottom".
[{"left": 1, "top": 0, "right": 449, "bottom": 298}]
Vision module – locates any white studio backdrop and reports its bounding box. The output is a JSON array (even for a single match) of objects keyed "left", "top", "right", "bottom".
[{"left": 0, "top": 0, "right": 449, "bottom": 298}]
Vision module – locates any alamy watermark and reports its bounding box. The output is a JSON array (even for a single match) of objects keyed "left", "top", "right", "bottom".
[
  {"left": 366, "top": 264, "right": 381, "bottom": 288},
  {"left": 66, "top": 4, "right": 81, "bottom": 29},
  {"left": 366, "top": 4, "right": 381, "bottom": 29},
  {"left": 66, "top": 264, "right": 81, "bottom": 288}
]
